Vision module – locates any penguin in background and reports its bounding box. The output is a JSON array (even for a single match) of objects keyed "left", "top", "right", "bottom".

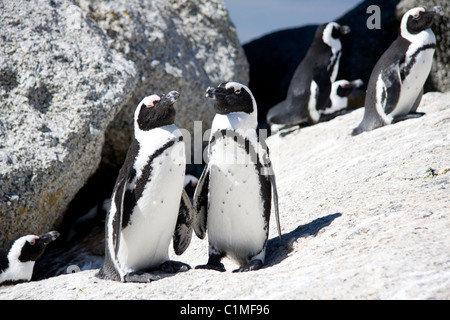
[
  {"left": 326, "top": 79, "right": 364, "bottom": 116},
  {"left": 0, "top": 231, "right": 59, "bottom": 285},
  {"left": 193, "top": 82, "right": 281, "bottom": 273},
  {"left": 97, "top": 91, "right": 193, "bottom": 283},
  {"left": 352, "top": 6, "right": 443, "bottom": 135},
  {"left": 266, "top": 22, "right": 351, "bottom": 126}
]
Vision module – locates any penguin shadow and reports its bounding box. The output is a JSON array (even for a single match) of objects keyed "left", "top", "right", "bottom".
[
  {"left": 264, "top": 212, "right": 342, "bottom": 268},
  {"left": 276, "top": 111, "right": 352, "bottom": 138}
]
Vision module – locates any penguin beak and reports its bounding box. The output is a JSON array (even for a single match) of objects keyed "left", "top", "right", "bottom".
[
  {"left": 160, "top": 91, "right": 180, "bottom": 106},
  {"left": 38, "top": 231, "right": 60, "bottom": 245},
  {"left": 427, "top": 6, "right": 443, "bottom": 16},
  {"left": 351, "top": 79, "right": 364, "bottom": 88},
  {"left": 340, "top": 25, "right": 351, "bottom": 35},
  {"left": 206, "top": 86, "right": 216, "bottom": 99}
]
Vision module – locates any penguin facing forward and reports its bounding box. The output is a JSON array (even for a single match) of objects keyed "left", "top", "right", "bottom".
[
  {"left": 0, "top": 231, "right": 59, "bottom": 285},
  {"left": 97, "top": 91, "right": 193, "bottom": 283},
  {"left": 193, "top": 82, "right": 281, "bottom": 273},
  {"left": 266, "top": 22, "right": 351, "bottom": 126},
  {"left": 352, "top": 6, "right": 443, "bottom": 136}
]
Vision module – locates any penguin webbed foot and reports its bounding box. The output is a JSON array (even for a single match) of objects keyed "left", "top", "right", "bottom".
[
  {"left": 123, "top": 261, "right": 191, "bottom": 283},
  {"left": 232, "top": 259, "right": 264, "bottom": 273},
  {"left": 123, "top": 271, "right": 163, "bottom": 283},
  {"left": 392, "top": 112, "right": 425, "bottom": 123},
  {"left": 195, "top": 263, "right": 226, "bottom": 272},
  {"left": 195, "top": 253, "right": 226, "bottom": 272},
  {"left": 159, "top": 260, "right": 191, "bottom": 273}
]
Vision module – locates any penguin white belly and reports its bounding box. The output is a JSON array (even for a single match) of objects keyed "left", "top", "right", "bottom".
[
  {"left": 207, "top": 137, "right": 267, "bottom": 263},
  {"left": 0, "top": 261, "right": 34, "bottom": 283},
  {"left": 117, "top": 142, "right": 185, "bottom": 273},
  {"left": 391, "top": 48, "right": 434, "bottom": 117}
]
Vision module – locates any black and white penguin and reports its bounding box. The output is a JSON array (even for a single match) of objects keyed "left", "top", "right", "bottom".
[
  {"left": 326, "top": 79, "right": 363, "bottom": 115},
  {"left": 0, "top": 231, "right": 59, "bottom": 285},
  {"left": 266, "top": 22, "right": 351, "bottom": 126},
  {"left": 352, "top": 6, "right": 442, "bottom": 135},
  {"left": 97, "top": 91, "right": 193, "bottom": 283},
  {"left": 271, "top": 78, "right": 363, "bottom": 134},
  {"left": 193, "top": 82, "right": 281, "bottom": 273}
]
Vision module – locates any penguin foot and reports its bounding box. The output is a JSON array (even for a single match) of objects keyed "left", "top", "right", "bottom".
[
  {"left": 232, "top": 259, "right": 264, "bottom": 273},
  {"left": 392, "top": 112, "right": 425, "bottom": 123},
  {"left": 159, "top": 260, "right": 191, "bottom": 273},
  {"left": 123, "top": 271, "right": 162, "bottom": 283},
  {"left": 195, "top": 263, "right": 226, "bottom": 272}
]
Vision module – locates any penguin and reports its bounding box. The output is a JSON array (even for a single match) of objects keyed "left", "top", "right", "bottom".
[
  {"left": 266, "top": 22, "right": 351, "bottom": 126},
  {"left": 352, "top": 6, "right": 442, "bottom": 136},
  {"left": 97, "top": 91, "right": 193, "bottom": 283},
  {"left": 326, "top": 79, "right": 363, "bottom": 115},
  {"left": 193, "top": 82, "right": 281, "bottom": 273},
  {"left": 271, "top": 78, "right": 363, "bottom": 134},
  {"left": 0, "top": 231, "right": 59, "bottom": 285}
]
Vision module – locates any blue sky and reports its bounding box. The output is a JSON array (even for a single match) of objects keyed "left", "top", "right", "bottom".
[{"left": 223, "top": 0, "right": 363, "bottom": 44}]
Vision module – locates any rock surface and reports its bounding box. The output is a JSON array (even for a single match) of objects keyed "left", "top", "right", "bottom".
[
  {"left": 87, "top": 0, "right": 249, "bottom": 169},
  {"left": 0, "top": 0, "right": 136, "bottom": 245},
  {"left": 1, "top": 92, "right": 448, "bottom": 299},
  {"left": 0, "top": 0, "right": 248, "bottom": 246}
]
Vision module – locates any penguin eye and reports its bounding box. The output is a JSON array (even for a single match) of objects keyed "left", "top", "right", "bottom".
[
  {"left": 234, "top": 89, "right": 241, "bottom": 95},
  {"left": 29, "top": 239, "right": 36, "bottom": 245},
  {"left": 412, "top": 9, "right": 423, "bottom": 19}
]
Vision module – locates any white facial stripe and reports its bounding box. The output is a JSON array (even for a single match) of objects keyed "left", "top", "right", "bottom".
[
  {"left": 322, "top": 22, "right": 341, "bottom": 54},
  {"left": 401, "top": 7, "right": 426, "bottom": 41},
  {"left": 141, "top": 95, "right": 161, "bottom": 108},
  {"left": 412, "top": 8, "right": 425, "bottom": 17}
]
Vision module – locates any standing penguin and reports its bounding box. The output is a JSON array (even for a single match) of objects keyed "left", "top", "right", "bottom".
[
  {"left": 193, "top": 82, "right": 281, "bottom": 273},
  {"left": 352, "top": 6, "right": 443, "bottom": 135},
  {"left": 266, "top": 22, "right": 351, "bottom": 126},
  {"left": 0, "top": 231, "right": 59, "bottom": 285},
  {"left": 97, "top": 91, "right": 193, "bottom": 283}
]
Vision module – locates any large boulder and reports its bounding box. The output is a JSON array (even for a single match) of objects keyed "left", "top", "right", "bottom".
[
  {"left": 0, "top": 0, "right": 248, "bottom": 246},
  {"left": 396, "top": 0, "right": 450, "bottom": 92},
  {"left": 0, "top": 0, "right": 136, "bottom": 245},
  {"left": 84, "top": 0, "right": 249, "bottom": 169}
]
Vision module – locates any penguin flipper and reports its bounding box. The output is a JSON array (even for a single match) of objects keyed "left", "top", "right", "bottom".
[
  {"left": 383, "top": 59, "right": 403, "bottom": 115},
  {"left": 268, "top": 168, "right": 282, "bottom": 240},
  {"left": 173, "top": 190, "right": 194, "bottom": 255},
  {"left": 193, "top": 166, "right": 210, "bottom": 239},
  {"left": 112, "top": 165, "right": 133, "bottom": 259}
]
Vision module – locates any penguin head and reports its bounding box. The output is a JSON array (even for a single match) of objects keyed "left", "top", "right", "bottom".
[
  {"left": 335, "top": 79, "right": 363, "bottom": 98},
  {"left": 205, "top": 82, "right": 256, "bottom": 115},
  {"left": 6, "top": 231, "right": 59, "bottom": 263},
  {"left": 135, "top": 91, "right": 180, "bottom": 131},
  {"left": 401, "top": 6, "right": 443, "bottom": 38},
  {"left": 321, "top": 22, "right": 351, "bottom": 49}
]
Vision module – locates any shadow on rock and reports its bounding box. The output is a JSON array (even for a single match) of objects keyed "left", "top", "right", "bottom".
[{"left": 265, "top": 213, "right": 342, "bottom": 268}]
